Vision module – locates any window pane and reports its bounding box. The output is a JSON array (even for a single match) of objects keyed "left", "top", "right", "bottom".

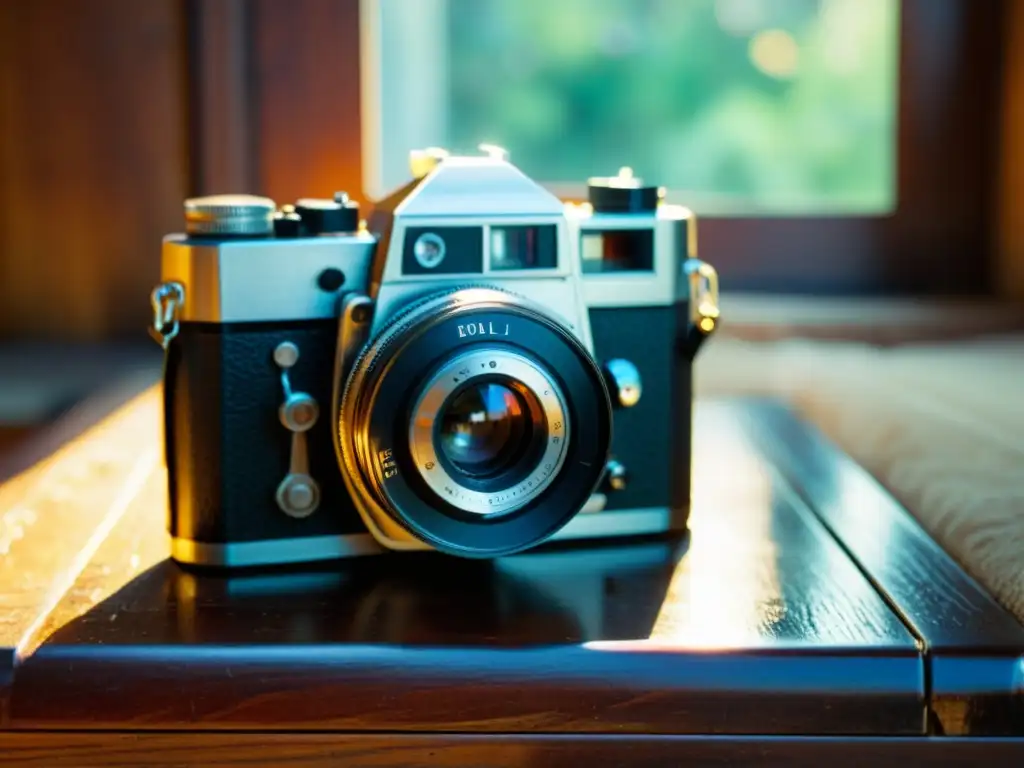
[{"left": 368, "top": 0, "right": 899, "bottom": 215}]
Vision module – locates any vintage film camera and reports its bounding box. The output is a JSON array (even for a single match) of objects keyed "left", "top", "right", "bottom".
[{"left": 151, "top": 147, "right": 719, "bottom": 568}]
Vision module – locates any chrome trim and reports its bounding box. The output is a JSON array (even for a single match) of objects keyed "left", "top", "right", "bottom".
[
  {"left": 160, "top": 233, "right": 376, "bottom": 323},
  {"left": 390, "top": 155, "right": 566, "bottom": 219},
  {"left": 273, "top": 341, "right": 322, "bottom": 519},
  {"left": 408, "top": 348, "right": 569, "bottom": 516},
  {"left": 603, "top": 359, "right": 642, "bottom": 409},
  {"left": 553, "top": 507, "right": 672, "bottom": 541},
  {"left": 170, "top": 533, "right": 383, "bottom": 567},
  {"left": 169, "top": 508, "right": 674, "bottom": 567},
  {"left": 580, "top": 492, "right": 607, "bottom": 514},
  {"left": 184, "top": 194, "right": 276, "bottom": 237},
  {"left": 685, "top": 257, "right": 721, "bottom": 335},
  {"left": 575, "top": 211, "right": 690, "bottom": 309},
  {"left": 149, "top": 281, "right": 185, "bottom": 349}
]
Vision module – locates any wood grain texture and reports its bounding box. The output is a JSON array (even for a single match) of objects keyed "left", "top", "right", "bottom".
[
  {"left": 700, "top": 347, "right": 1024, "bottom": 736},
  {"left": 4, "top": 394, "right": 1022, "bottom": 741},
  {"left": 0, "top": 384, "right": 161, "bottom": 719},
  {"left": 2, "top": 732, "right": 1024, "bottom": 768},
  {"left": 996, "top": 0, "right": 1024, "bottom": 299},
  {"left": 0, "top": 0, "right": 188, "bottom": 341},
  {"left": 716, "top": 294, "right": 1024, "bottom": 345},
  {"left": 249, "top": 0, "right": 363, "bottom": 204},
  {"left": 698, "top": 337, "right": 1024, "bottom": 632},
  {"left": 185, "top": 0, "right": 256, "bottom": 196},
  {"left": 4, "top": 400, "right": 924, "bottom": 735}
]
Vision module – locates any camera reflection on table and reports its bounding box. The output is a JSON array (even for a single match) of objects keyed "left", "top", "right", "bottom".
[{"left": 42, "top": 536, "right": 687, "bottom": 649}]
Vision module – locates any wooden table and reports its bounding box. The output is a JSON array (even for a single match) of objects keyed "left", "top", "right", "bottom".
[{"left": 1, "top": 389, "right": 1022, "bottom": 766}]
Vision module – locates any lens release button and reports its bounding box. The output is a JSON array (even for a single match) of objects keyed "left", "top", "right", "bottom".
[
  {"left": 602, "top": 359, "right": 642, "bottom": 408},
  {"left": 602, "top": 460, "right": 629, "bottom": 492}
]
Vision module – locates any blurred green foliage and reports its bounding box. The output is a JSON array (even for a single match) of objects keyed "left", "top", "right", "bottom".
[{"left": 446, "top": 0, "right": 898, "bottom": 214}]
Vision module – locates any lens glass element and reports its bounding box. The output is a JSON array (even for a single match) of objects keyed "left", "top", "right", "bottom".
[
  {"left": 438, "top": 381, "right": 532, "bottom": 478},
  {"left": 408, "top": 348, "right": 569, "bottom": 516}
]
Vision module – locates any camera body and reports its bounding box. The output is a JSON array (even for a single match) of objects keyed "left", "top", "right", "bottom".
[{"left": 154, "top": 149, "right": 719, "bottom": 568}]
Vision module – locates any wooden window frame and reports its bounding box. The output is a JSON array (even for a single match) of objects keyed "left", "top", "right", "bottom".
[{"left": 186, "top": 0, "right": 1008, "bottom": 296}]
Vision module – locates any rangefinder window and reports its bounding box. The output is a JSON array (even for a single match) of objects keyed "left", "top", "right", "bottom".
[
  {"left": 489, "top": 225, "right": 558, "bottom": 271},
  {"left": 580, "top": 230, "right": 655, "bottom": 273},
  {"left": 402, "top": 226, "right": 484, "bottom": 275}
]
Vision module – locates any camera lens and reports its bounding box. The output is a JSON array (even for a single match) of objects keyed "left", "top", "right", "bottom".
[
  {"left": 336, "top": 286, "right": 613, "bottom": 558},
  {"left": 438, "top": 381, "right": 537, "bottom": 479}
]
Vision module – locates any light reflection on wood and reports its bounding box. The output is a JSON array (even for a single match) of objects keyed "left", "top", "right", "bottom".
[
  {"left": 3, "top": 389, "right": 914, "bottom": 661},
  {"left": 648, "top": 427, "right": 782, "bottom": 647},
  {"left": 25, "top": 466, "right": 168, "bottom": 658},
  {"left": 0, "top": 386, "right": 162, "bottom": 658}
]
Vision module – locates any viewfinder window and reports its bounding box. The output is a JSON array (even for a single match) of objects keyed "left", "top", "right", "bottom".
[
  {"left": 580, "top": 230, "right": 654, "bottom": 273},
  {"left": 489, "top": 225, "right": 558, "bottom": 271}
]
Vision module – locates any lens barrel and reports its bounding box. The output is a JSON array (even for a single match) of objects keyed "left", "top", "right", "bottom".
[{"left": 336, "top": 287, "right": 612, "bottom": 558}]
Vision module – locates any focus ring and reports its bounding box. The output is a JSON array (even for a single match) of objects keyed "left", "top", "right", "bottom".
[{"left": 357, "top": 285, "right": 520, "bottom": 385}]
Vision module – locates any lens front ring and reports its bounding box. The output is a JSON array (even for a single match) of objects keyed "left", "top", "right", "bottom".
[{"left": 409, "top": 348, "right": 570, "bottom": 516}]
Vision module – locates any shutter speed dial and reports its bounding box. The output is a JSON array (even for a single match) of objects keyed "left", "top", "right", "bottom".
[{"left": 184, "top": 194, "right": 276, "bottom": 237}]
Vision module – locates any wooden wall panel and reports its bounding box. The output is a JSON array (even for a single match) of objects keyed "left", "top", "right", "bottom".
[
  {"left": 185, "top": 0, "right": 362, "bottom": 203},
  {"left": 186, "top": 0, "right": 256, "bottom": 196},
  {"left": 996, "top": 0, "right": 1024, "bottom": 299},
  {"left": 0, "top": 0, "right": 188, "bottom": 341},
  {"left": 249, "top": 0, "right": 363, "bottom": 205}
]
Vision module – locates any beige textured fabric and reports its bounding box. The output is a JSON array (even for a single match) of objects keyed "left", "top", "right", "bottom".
[{"left": 696, "top": 335, "right": 1024, "bottom": 623}]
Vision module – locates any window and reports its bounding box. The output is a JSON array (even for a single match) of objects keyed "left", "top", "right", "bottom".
[{"left": 361, "top": 0, "right": 899, "bottom": 215}]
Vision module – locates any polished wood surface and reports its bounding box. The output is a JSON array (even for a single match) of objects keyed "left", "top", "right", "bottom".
[
  {"left": 6, "top": 399, "right": 924, "bottom": 735},
  {"left": 744, "top": 403, "right": 1024, "bottom": 736},
  {"left": 1, "top": 394, "right": 1022, "bottom": 761},
  {"left": 746, "top": 404, "right": 1024, "bottom": 652},
  {"left": 0, "top": 381, "right": 161, "bottom": 732},
  {"left": 0, "top": 387, "right": 161, "bottom": 653},
  {"left": 2, "top": 732, "right": 1024, "bottom": 768}
]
